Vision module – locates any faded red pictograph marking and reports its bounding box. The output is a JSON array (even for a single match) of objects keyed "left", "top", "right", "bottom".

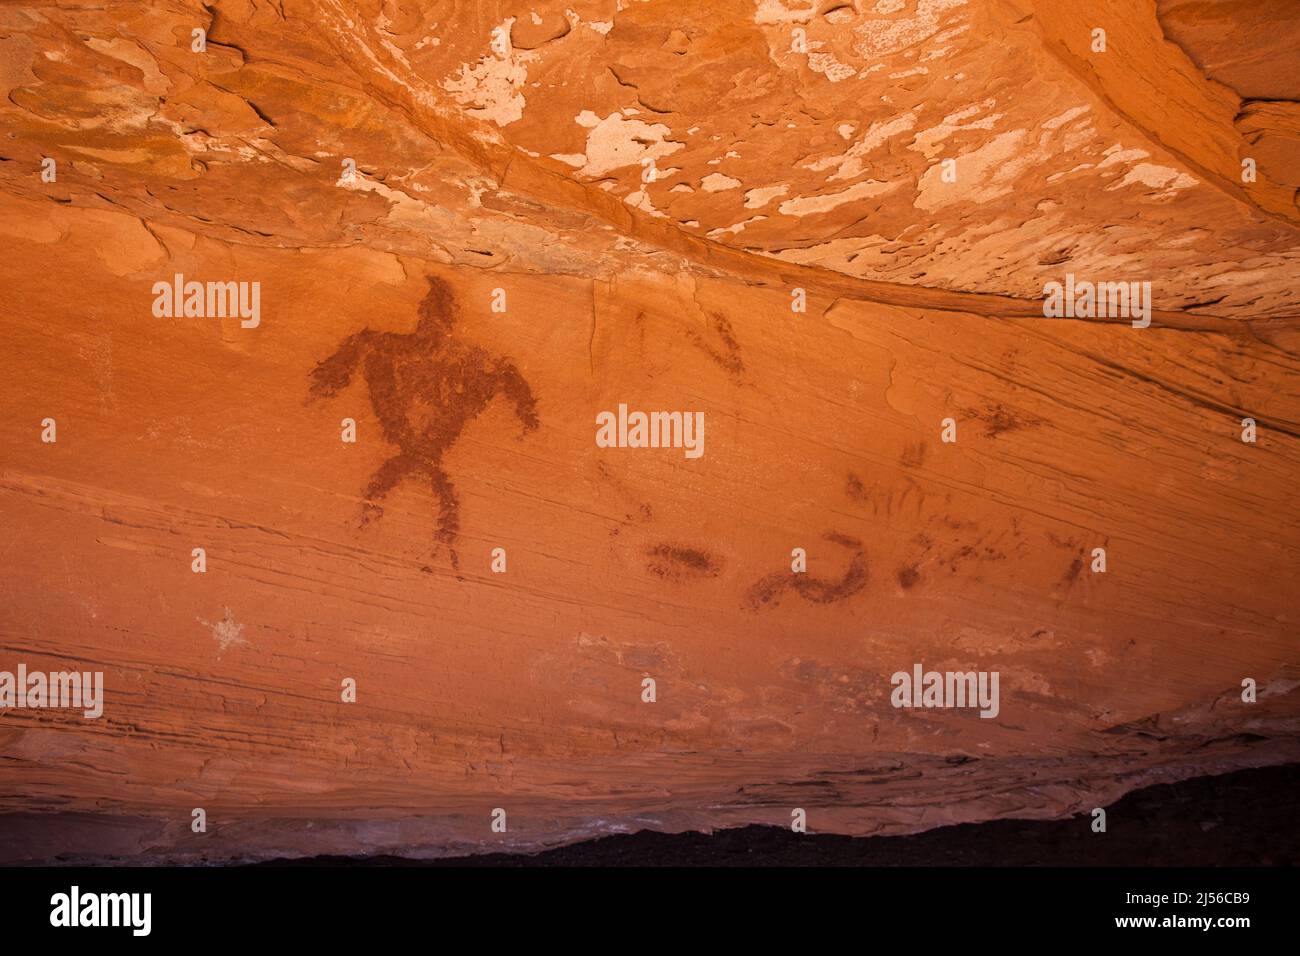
[{"left": 309, "top": 276, "right": 539, "bottom": 569}]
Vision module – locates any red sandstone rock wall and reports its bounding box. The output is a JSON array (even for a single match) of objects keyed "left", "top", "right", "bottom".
[{"left": 0, "top": 0, "right": 1297, "bottom": 862}]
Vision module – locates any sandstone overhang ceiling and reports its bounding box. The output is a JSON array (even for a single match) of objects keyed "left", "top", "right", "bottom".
[{"left": 2, "top": 0, "right": 1298, "bottom": 325}]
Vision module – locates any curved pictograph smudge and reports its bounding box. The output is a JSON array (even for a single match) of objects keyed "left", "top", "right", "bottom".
[
  {"left": 309, "top": 276, "right": 539, "bottom": 569},
  {"left": 646, "top": 544, "right": 723, "bottom": 582},
  {"left": 687, "top": 311, "right": 745, "bottom": 379},
  {"left": 966, "top": 402, "right": 1042, "bottom": 438},
  {"left": 846, "top": 471, "right": 870, "bottom": 502},
  {"left": 742, "top": 532, "right": 869, "bottom": 611}
]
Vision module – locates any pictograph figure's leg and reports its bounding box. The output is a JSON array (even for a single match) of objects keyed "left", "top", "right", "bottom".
[
  {"left": 429, "top": 464, "right": 461, "bottom": 570},
  {"left": 360, "top": 453, "right": 415, "bottom": 524}
]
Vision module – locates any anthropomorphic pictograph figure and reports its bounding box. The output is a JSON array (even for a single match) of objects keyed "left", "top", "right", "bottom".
[{"left": 309, "top": 276, "right": 539, "bottom": 569}]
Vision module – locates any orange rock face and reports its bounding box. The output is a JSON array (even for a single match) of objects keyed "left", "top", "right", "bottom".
[{"left": 0, "top": 1, "right": 1297, "bottom": 862}]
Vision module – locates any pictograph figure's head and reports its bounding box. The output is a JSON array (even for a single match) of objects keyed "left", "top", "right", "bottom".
[{"left": 415, "top": 275, "right": 457, "bottom": 338}]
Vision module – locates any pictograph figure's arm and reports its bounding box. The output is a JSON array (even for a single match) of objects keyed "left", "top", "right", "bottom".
[
  {"left": 309, "top": 330, "right": 374, "bottom": 400},
  {"left": 496, "top": 359, "right": 540, "bottom": 434}
]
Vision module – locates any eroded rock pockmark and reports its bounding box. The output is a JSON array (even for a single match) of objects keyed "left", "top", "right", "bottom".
[
  {"left": 198, "top": 607, "right": 248, "bottom": 654},
  {"left": 743, "top": 531, "right": 868, "bottom": 611},
  {"left": 309, "top": 276, "right": 539, "bottom": 569}
]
